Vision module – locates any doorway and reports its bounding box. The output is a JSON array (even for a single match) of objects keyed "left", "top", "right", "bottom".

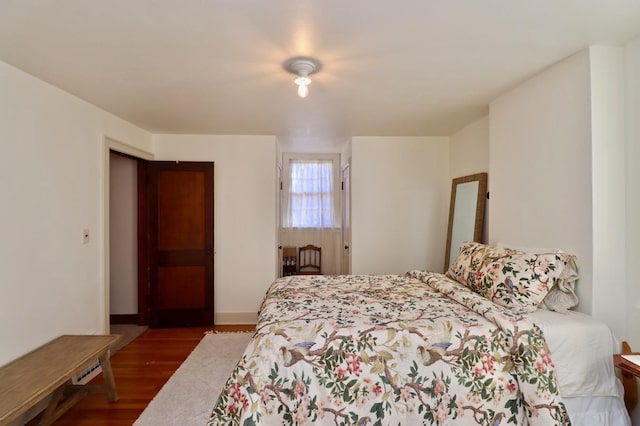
[
  {"left": 107, "top": 142, "right": 153, "bottom": 342},
  {"left": 109, "top": 151, "right": 140, "bottom": 325},
  {"left": 106, "top": 142, "right": 215, "bottom": 329}
]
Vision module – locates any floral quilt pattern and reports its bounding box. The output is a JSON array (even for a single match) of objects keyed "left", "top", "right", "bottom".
[{"left": 208, "top": 272, "right": 570, "bottom": 426}]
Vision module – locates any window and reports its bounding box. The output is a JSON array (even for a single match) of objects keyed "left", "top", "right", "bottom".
[{"left": 282, "top": 155, "right": 339, "bottom": 228}]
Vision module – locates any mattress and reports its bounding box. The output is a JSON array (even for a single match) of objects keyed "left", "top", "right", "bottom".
[{"left": 529, "top": 309, "right": 631, "bottom": 426}]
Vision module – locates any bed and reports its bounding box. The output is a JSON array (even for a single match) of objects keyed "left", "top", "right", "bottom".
[{"left": 207, "top": 243, "right": 631, "bottom": 425}]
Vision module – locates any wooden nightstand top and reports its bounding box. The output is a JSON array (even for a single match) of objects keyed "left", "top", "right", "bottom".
[{"left": 614, "top": 353, "right": 640, "bottom": 377}]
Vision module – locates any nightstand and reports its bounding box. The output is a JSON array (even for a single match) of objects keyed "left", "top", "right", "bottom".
[
  {"left": 614, "top": 353, "right": 640, "bottom": 376},
  {"left": 613, "top": 341, "right": 639, "bottom": 413}
]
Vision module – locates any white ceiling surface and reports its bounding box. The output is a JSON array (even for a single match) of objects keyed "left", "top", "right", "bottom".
[{"left": 1, "top": 1, "right": 640, "bottom": 149}]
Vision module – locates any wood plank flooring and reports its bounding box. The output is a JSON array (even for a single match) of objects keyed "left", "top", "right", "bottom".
[{"left": 29, "top": 325, "right": 255, "bottom": 426}]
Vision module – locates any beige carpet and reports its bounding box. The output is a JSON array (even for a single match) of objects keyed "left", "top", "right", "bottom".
[{"left": 134, "top": 332, "right": 253, "bottom": 426}]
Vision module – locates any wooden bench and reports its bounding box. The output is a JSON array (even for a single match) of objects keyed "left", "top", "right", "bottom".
[{"left": 0, "top": 334, "right": 121, "bottom": 425}]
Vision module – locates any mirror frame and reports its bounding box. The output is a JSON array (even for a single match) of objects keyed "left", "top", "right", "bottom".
[{"left": 444, "top": 172, "right": 488, "bottom": 271}]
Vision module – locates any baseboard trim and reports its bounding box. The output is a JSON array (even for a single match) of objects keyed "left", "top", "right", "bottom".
[
  {"left": 215, "top": 312, "right": 258, "bottom": 325},
  {"left": 110, "top": 314, "right": 139, "bottom": 324}
]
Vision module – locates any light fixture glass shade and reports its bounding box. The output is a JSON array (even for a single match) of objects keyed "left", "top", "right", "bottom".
[
  {"left": 294, "top": 76, "right": 311, "bottom": 98},
  {"left": 297, "top": 83, "right": 309, "bottom": 98}
]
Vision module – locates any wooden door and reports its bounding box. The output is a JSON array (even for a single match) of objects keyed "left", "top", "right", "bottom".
[
  {"left": 341, "top": 162, "right": 351, "bottom": 274},
  {"left": 142, "top": 161, "right": 214, "bottom": 327}
]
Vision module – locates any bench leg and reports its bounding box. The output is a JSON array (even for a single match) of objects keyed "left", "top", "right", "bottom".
[
  {"left": 98, "top": 352, "right": 118, "bottom": 402},
  {"left": 38, "top": 382, "right": 66, "bottom": 426},
  {"left": 38, "top": 380, "right": 88, "bottom": 426}
]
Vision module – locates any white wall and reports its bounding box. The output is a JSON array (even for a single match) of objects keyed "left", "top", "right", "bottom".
[
  {"left": 489, "top": 50, "right": 594, "bottom": 315},
  {"left": 0, "top": 60, "right": 151, "bottom": 366},
  {"left": 589, "top": 46, "right": 627, "bottom": 338},
  {"left": 153, "top": 135, "right": 277, "bottom": 324},
  {"left": 341, "top": 138, "right": 353, "bottom": 167},
  {"left": 450, "top": 116, "right": 490, "bottom": 243},
  {"left": 626, "top": 36, "right": 640, "bottom": 353},
  {"left": 489, "top": 47, "right": 632, "bottom": 341},
  {"left": 277, "top": 136, "right": 349, "bottom": 155},
  {"left": 109, "top": 152, "right": 138, "bottom": 315},
  {"left": 449, "top": 115, "right": 490, "bottom": 179},
  {"left": 624, "top": 36, "right": 640, "bottom": 425},
  {"left": 351, "top": 136, "right": 450, "bottom": 274}
]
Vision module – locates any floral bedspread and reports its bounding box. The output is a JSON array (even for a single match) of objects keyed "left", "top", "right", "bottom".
[{"left": 208, "top": 272, "right": 570, "bottom": 425}]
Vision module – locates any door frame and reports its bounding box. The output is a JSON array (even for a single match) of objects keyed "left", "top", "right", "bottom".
[
  {"left": 103, "top": 136, "right": 154, "bottom": 333},
  {"left": 136, "top": 159, "right": 149, "bottom": 325}
]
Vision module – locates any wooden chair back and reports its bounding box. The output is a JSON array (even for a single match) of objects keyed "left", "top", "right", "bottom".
[{"left": 298, "top": 245, "right": 321, "bottom": 275}]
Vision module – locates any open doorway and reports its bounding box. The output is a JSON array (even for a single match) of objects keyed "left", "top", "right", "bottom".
[
  {"left": 104, "top": 137, "right": 153, "bottom": 346},
  {"left": 106, "top": 140, "right": 215, "bottom": 333},
  {"left": 109, "top": 151, "right": 139, "bottom": 324},
  {"left": 108, "top": 150, "right": 148, "bottom": 343}
]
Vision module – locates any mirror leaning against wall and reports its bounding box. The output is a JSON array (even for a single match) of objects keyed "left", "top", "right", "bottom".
[{"left": 444, "top": 173, "right": 488, "bottom": 271}]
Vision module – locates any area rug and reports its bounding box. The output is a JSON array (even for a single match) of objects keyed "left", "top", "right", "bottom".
[{"left": 134, "top": 332, "right": 253, "bottom": 426}]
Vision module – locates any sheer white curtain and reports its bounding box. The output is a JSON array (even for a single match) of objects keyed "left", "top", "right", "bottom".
[
  {"left": 283, "top": 159, "right": 334, "bottom": 228},
  {"left": 280, "top": 154, "right": 341, "bottom": 275}
]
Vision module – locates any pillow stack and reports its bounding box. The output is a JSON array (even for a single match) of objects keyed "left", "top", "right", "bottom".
[{"left": 446, "top": 242, "right": 579, "bottom": 313}]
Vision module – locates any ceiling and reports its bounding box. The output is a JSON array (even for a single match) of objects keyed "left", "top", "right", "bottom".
[{"left": 1, "top": 1, "right": 640, "bottom": 150}]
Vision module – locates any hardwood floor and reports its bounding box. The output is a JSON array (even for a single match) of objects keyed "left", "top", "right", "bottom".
[{"left": 30, "top": 325, "right": 254, "bottom": 426}]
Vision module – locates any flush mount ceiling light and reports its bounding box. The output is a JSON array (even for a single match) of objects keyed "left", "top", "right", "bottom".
[{"left": 284, "top": 57, "right": 321, "bottom": 98}]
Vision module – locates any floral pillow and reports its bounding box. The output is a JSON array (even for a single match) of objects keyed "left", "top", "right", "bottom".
[
  {"left": 474, "top": 251, "right": 576, "bottom": 312},
  {"left": 446, "top": 242, "right": 578, "bottom": 312},
  {"left": 494, "top": 243, "right": 580, "bottom": 313},
  {"left": 445, "top": 242, "right": 521, "bottom": 288},
  {"left": 445, "top": 242, "right": 485, "bottom": 287}
]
